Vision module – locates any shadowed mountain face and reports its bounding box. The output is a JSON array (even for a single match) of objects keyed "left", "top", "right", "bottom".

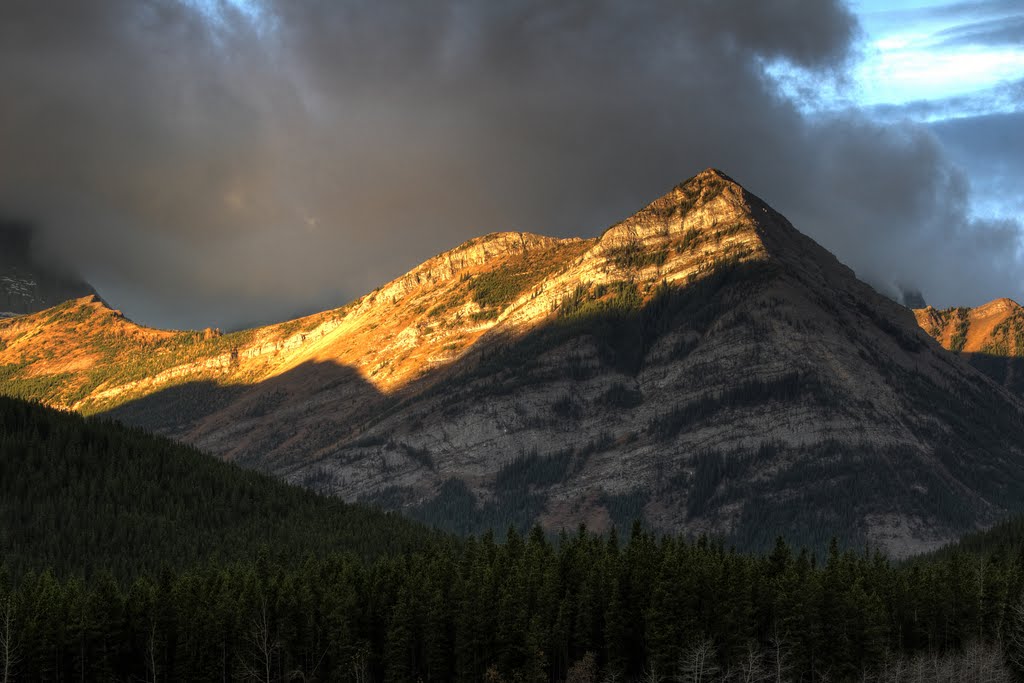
[
  {"left": 0, "top": 220, "right": 96, "bottom": 315},
  {"left": 915, "top": 299, "right": 1024, "bottom": 397},
  {"left": 3, "top": 169, "right": 1024, "bottom": 555}
]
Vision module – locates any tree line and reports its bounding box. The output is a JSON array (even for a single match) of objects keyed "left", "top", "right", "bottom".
[
  {"left": 4, "top": 527, "right": 1024, "bottom": 682},
  {"left": 6, "top": 392, "right": 1024, "bottom": 681}
]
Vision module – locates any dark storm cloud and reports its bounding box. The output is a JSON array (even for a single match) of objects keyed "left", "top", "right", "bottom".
[{"left": 0, "top": 0, "right": 1019, "bottom": 329}]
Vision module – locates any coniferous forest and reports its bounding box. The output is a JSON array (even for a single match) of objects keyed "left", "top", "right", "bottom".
[
  {"left": 0, "top": 396, "right": 441, "bottom": 580},
  {"left": 5, "top": 397, "right": 1024, "bottom": 681}
]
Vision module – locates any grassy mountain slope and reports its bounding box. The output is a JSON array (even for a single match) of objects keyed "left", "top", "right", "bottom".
[{"left": 3, "top": 170, "right": 1024, "bottom": 555}]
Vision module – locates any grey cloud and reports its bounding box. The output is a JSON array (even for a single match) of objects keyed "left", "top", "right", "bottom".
[
  {"left": 872, "top": 0, "right": 1023, "bottom": 23},
  {"left": 930, "top": 111, "right": 1024, "bottom": 221},
  {"left": 0, "top": 0, "right": 1019, "bottom": 329},
  {"left": 930, "top": 14, "right": 1024, "bottom": 47},
  {"left": 867, "top": 78, "right": 1024, "bottom": 122}
]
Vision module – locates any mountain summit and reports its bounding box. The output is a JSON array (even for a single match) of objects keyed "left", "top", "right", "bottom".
[{"left": 3, "top": 169, "right": 1024, "bottom": 555}]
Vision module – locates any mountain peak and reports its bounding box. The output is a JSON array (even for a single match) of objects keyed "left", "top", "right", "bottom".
[
  {"left": 588, "top": 167, "right": 834, "bottom": 289},
  {"left": 598, "top": 168, "right": 754, "bottom": 246},
  {"left": 974, "top": 297, "right": 1023, "bottom": 317},
  {"left": 692, "top": 166, "right": 739, "bottom": 183}
]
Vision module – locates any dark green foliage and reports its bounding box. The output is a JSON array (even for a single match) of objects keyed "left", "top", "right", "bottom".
[
  {"left": 0, "top": 396, "right": 441, "bottom": 580},
  {"left": 950, "top": 309, "right": 971, "bottom": 352},
  {"left": 981, "top": 313, "right": 1024, "bottom": 358},
  {"left": 604, "top": 240, "right": 669, "bottom": 270},
  {"left": 427, "top": 297, "right": 460, "bottom": 318},
  {"left": 3, "top": 523, "right": 1023, "bottom": 682},
  {"left": 933, "top": 510, "right": 1024, "bottom": 559},
  {"left": 468, "top": 265, "right": 537, "bottom": 309},
  {"left": 405, "top": 479, "right": 482, "bottom": 535},
  {"left": 469, "top": 307, "right": 501, "bottom": 322},
  {"left": 0, "top": 362, "right": 76, "bottom": 403},
  {"left": 405, "top": 477, "right": 547, "bottom": 537},
  {"left": 925, "top": 306, "right": 972, "bottom": 353},
  {"left": 675, "top": 229, "right": 702, "bottom": 252},
  {"left": 4, "top": 397, "right": 1024, "bottom": 681},
  {"left": 601, "top": 490, "right": 649, "bottom": 531},
  {"left": 555, "top": 279, "right": 643, "bottom": 320},
  {"left": 463, "top": 246, "right": 590, "bottom": 321}
]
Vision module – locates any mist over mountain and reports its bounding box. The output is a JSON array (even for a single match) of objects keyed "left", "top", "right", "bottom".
[
  {"left": 0, "top": 0, "right": 1019, "bottom": 329},
  {"left": 0, "top": 219, "right": 96, "bottom": 316}
]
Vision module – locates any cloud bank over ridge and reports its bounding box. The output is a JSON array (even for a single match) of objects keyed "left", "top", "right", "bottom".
[{"left": 0, "top": 0, "right": 1019, "bottom": 328}]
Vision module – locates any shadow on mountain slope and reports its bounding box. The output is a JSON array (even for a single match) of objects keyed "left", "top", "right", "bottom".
[
  {"left": 965, "top": 353, "right": 1024, "bottom": 397},
  {"left": 102, "top": 359, "right": 389, "bottom": 472},
  {"left": 97, "top": 256, "right": 1024, "bottom": 552}
]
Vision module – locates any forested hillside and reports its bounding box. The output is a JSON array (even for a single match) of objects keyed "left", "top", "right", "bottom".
[
  {"left": 0, "top": 396, "right": 441, "bottom": 579},
  {"left": 5, "top": 397, "right": 1024, "bottom": 680}
]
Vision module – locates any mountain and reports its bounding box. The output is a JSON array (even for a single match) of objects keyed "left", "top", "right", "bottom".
[
  {"left": 0, "top": 220, "right": 96, "bottom": 316},
  {"left": 915, "top": 298, "right": 1024, "bottom": 396},
  {"left": 3, "top": 169, "right": 1024, "bottom": 555},
  {"left": 0, "top": 394, "right": 439, "bottom": 579}
]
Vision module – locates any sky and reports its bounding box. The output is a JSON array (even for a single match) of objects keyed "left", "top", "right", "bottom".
[{"left": 0, "top": 0, "right": 1021, "bottom": 330}]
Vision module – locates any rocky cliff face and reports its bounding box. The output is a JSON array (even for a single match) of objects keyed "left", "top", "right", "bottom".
[
  {"left": 915, "top": 298, "right": 1024, "bottom": 396},
  {"left": 3, "top": 169, "right": 1024, "bottom": 555}
]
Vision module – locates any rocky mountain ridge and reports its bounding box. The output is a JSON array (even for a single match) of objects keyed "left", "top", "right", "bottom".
[
  {"left": 915, "top": 298, "right": 1024, "bottom": 396},
  {"left": 3, "top": 169, "right": 1024, "bottom": 555}
]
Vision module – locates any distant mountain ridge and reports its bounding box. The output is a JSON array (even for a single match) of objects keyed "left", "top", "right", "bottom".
[
  {"left": 3, "top": 169, "right": 1024, "bottom": 556},
  {"left": 915, "top": 298, "right": 1024, "bottom": 396}
]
